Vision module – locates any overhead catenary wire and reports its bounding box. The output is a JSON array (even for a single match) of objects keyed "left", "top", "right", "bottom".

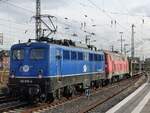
[
  {"left": 87, "top": 0, "right": 131, "bottom": 32},
  {"left": 0, "top": 0, "right": 35, "bottom": 31},
  {"left": 0, "top": 0, "right": 149, "bottom": 54},
  {"left": 1, "top": 0, "right": 34, "bottom": 13},
  {"left": 0, "top": 0, "right": 129, "bottom": 36},
  {"left": 77, "top": 0, "right": 149, "bottom": 40},
  {"left": 1, "top": 0, "right": 149, "bottom": 33},
  {"left": 86, "top": 0, "right": 150, "bottom": 50}
]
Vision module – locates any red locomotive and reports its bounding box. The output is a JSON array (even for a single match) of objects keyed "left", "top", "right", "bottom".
[{"left": 104, "top": 51, "right": 129, "bottom": 82}]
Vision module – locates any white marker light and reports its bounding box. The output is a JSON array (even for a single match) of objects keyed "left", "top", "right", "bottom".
[
  {"left": 38, "top": 74, "right": 42, "bottom": 79},
  {"left": 11, "top": 74, "right": 15, "bottom": 78}
]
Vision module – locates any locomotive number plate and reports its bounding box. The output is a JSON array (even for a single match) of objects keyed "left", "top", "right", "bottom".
[{"left": 20, "top": 79, "right": 33, "bottom": 84}]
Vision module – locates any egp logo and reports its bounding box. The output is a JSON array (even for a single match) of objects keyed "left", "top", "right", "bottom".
[
  {"left": 83, "top": 65, "right": 87, "bottom": 72},
  {"left": 23, "top": 65, "right": 30, "bottom": 72}
]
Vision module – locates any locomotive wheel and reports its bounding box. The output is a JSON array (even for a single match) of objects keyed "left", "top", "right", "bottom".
[
  {"left": 8, "top": 88, "right": 19, "bottom": 97},
  {"left": 104, "top": 79, "right": 109, "bottom": 85},
  {"left": 111, "top": 77, "right": 117, "bottom": 83},
  {"left": 91, "top": 81, "right": 95, "bottom": 88},
  {"left": 55, "top": 89, "right": 62, "bottom": 100},
  {"left": 101, "top": 79, "right": 106, "bottom": 87},
  {"left": 32, "top": 97, "right": 40, "bottom": 104},
  {"left": 39, "top": 93, "right": 47, "bottom": 103},
  {"left": 47, "top": 93, "right": 54, "bottom": 102},
  {"left": 95, "top": 80, "right": 100, "bottom": 88},
  {"left": 75, "top": 84, "right": 84, "bottom": 94},
  {"left": 64, "top": 86, "right": 73, "bottom": 98}
]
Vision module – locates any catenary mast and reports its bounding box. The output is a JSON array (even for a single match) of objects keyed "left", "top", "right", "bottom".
[{"left": 35, "top": 0, "right": 41, "bottom": 40}]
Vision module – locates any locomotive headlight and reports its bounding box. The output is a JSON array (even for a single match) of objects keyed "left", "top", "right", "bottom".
[
  {"left": 38, "top": 69, "right": 43, "bottom": 79},
  {"left": 38, "top": 74, "right": 42, "bottom": 79},
  {"left": 11, "top": 74, "right": 15, "bottom": 78},
  {"left": 10, "top": 71, "right": 15, "bottom": 78}
]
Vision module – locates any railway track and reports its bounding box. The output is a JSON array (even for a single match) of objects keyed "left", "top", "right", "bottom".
[
  {"left": 0, "top": 95, "right": 28, "bottom": 113},
  {"left": 0, "top": 100, "right": 27, "bottom": 113},
  {"left": 0, "top": 95, "right": 6, "bottom": 100},
  {"left": 17, "top": 74, "right": 145, "bottom": 113},
  {"left": 0, "top": 73, "right": 144, "bottom": 113},
  {"left": 78, "top": 75, "right": 145, "bottom": 113},
  {"left": 20, "top": 94, "right": 84, "bottom": 113},
  {"left": 0, "top": 96, "right": 21, "bottom": 104},
  {"left": 78, "top": 83, "right": 133, "bottom": 113}
]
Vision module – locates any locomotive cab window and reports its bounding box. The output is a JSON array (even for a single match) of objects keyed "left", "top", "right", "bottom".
[
  {"left": 12, "top": 49, "right": 24, "bottom": 60},
  {"left": 30, "top": 49, "right": 45, "bottom": 60}
]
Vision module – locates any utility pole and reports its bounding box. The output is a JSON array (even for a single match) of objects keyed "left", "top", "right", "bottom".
[
  {"left": 111, "top": 45, "right": 114, "bottom": 52},
  {"left": 35, "top": 0, "right": 41, "bottom": 40},
  {"left": 124, "top": 44, "right": 128, "bottom": 55},
  {"left": 0, "top": 33, "right": 3, "bottom": 45},
  {"left": 118, "top": 32, "right": 125, "bottom": 54},
  {"left": 131, "top": 24, "right": 135, "bottom": 77},
  {"left": 131, "top": 24, "right": 135, "bottom": 59}
]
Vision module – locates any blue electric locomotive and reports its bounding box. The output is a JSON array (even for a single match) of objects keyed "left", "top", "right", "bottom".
[{"left": 8, "top": 39, "right": 106, "bottom": 102}]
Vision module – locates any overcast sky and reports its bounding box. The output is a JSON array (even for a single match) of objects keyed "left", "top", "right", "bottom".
[{"left": 0, "top": 0, "right": 150, "bottom": 59}]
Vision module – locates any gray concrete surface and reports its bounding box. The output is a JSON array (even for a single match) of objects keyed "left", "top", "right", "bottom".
[{"left": 106, "top": 75, "right": 150, "bottom": 113}]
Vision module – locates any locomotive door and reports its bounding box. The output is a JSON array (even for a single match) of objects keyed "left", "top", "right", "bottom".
[{"left": 56, "top": 49, "right": 62, "bottom": 80}]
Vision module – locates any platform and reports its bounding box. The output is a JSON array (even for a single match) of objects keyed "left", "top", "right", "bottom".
[
  {"left": 106, "top": 79, "right": 150, "bottom": 113},
  {"left": 106, "top": 78, "right": 150, "bottom": 113}
]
